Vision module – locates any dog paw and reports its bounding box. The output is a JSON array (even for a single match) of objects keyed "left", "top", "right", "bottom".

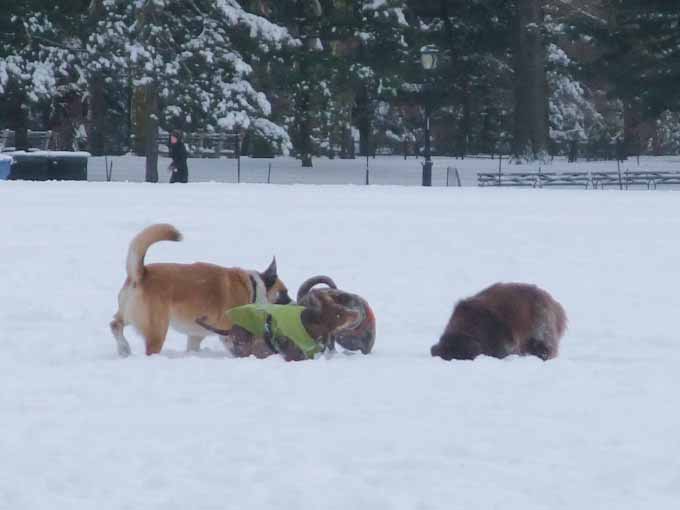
[{"left": 116, "top": 341, "right": 131, "bottom": 358}]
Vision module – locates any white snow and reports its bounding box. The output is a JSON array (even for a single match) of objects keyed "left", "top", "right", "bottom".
[{"left": 0, "top": 176, "right": 679, "bottom": 509}]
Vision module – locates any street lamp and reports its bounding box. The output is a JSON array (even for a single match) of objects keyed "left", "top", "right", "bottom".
[{"left": 420, "top": 45, "right": 439, "bottom": 186}]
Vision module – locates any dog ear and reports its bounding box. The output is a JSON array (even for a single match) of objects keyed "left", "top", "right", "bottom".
[{"left": 261, "top": 257, "right": 278, "bottom": 288}]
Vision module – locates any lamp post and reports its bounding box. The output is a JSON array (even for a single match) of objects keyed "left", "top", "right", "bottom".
[{"left": 420, "top": 45, "right": 439, "bottom": 187}]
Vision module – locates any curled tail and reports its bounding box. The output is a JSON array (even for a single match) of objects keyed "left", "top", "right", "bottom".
[
  {"left": 126, "top": 223, "right": 182, "bottom": 283},
  {"left": 296, "top": 275, "right": 337, "bottom": 303}
]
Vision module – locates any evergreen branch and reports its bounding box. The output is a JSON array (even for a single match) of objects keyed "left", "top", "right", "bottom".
[
  {"left": 552, "top": 0, "right": 607, "bottom": 27},
  {"left": 33, "top": 34, "right": 88, "bottom": 53}
]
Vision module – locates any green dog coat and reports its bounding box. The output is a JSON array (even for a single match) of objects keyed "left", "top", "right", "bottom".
[{"left": 225, "top": 304, "right": 322, "bottom": 359}]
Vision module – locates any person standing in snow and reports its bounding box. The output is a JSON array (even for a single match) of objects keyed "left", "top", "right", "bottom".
[{"left": 168, "top": 129, "right": 189, "bottom": 183}]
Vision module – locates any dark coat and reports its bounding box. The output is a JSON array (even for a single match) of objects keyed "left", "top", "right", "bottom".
[{"left": 169, "top": 138, "right": 188, "bottom": 183}]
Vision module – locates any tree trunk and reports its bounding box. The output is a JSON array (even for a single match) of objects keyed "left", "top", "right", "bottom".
[
  {"left": 292, "top": 0, "right": 323, "bottom": 168},
  {"left": 356, "top": 86, "right": 371, "bottom": 157},
  {"left": 87, "top": 0, "right": 107, "bottom": 155},
  {"left": 144, "top": 84, "right": 159, "bottom": 182},
  {"left": 295, "top": 86, "right": 313, "bottom": 168},
  {"left": 88, "top": 76, "right": 107, "bottom": 155},
  {"left": 7, "top": 94, "right": 29, "bottom": 151},
  {"left": 512, "top": 0, "right": 548, "bottom": 160},
  {"left": 457, "top": 84, "right": 472, "bottom": 158},
  {"left": 623, "top": 99, "right": 641, "bottom": 159},
  {"left": 132, "top": 86, "right": 146, "bottom": 155}
]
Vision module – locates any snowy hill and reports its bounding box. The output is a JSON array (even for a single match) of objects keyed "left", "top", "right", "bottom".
[{"left": 0, "top": 181, "right": 678, "bottom": 509}]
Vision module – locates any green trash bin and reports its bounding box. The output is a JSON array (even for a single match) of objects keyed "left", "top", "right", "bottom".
[
  {"left": 8, "top": 151, "right": 89, "bottom": 181},
  {"left": 8, "top": 152, "right": 50, "bottom": 180},
  {"left": 48, "top": 152, "right": 89, "bottom": 180}
]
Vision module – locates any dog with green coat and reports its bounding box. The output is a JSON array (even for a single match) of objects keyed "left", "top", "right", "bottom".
[{"left": 196, "top": 293, "right": 359, "bottom": 361}]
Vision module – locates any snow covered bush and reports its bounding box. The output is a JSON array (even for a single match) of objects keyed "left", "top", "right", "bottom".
[
  {"left": 547, "top": 43, "right": 603, "bottom": 153},
  {"left": 651, "top": 110, "right": 680, "bottom": 155},
  {"left": 0, "top": 11, "right": 85, "bottom": 124}
]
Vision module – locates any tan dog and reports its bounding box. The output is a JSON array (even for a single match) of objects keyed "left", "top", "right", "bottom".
[{"left": 110, "top": 224, "right": 291, "bottom": 357}]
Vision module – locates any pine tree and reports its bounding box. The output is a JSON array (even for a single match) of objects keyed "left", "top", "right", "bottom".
[
  {"left": 348, "top": 0, "right": 411, "bottom": 156},
  {"left": 90, "top": 0, "right": 295, "bottom": 179},
  {"left": 617, "top": 1, "right": 680, "bottom": 115},
  {"left": 409, "top": 0, "right": 514, "bottom": 157},
  {"left": 86, "top": 0, "right": 132, "bottom": 155},
  {"left": 0, "top": 1, "right": 87, "bottom": 150}
]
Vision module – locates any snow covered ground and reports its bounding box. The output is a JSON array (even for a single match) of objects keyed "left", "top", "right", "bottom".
[
  {"left": 1, "top": 179, "right": 679, "bottom": 509},
  {"left": 88, "top": 153, "right": 680, "bottom": 187}
]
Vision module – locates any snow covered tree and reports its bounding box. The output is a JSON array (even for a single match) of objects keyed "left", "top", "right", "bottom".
[
  {"left": 0, "top": 2, "right": 86, "bottom": 150},
  {"left": 409, "top": 0, "right": 514, "bottom": 157},
  {"left": 89, "top": 0, "right": 295, "bottom": 179},
  {"left": 348, "top": 0, "right": 411, "bottom": 156},
  {"left": 85, "top": 0, "right": 132, "bottom": 155},
  {"left": 650, "top": 111, "right": 680, "bottom": 156},
  {"left": 546, "top": 42, "right": 603, "bottom": 157}
]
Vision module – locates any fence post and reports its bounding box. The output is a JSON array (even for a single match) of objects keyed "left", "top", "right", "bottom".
[
  {"left": 455, "top": 167, "right": 462, "bottom": 187},
  {"left": 497, "top": 154, "right": 503, "bottom": 185},
  {"left": 236, "top": 135, "right": 241, "bottom": 183},
  {"left": 105, "top": 155, "right": 114, "bottom": 182},
  {"left": 617, "top": 159, "right": 622, "bottom": 190},
  {"left": 365, "top": 155, "right": 370, "bottom": 185},
  {"left": 267, "top": 162, "right": 272, "bottom": 184},
  {"left": 446, "top": 167, "right": 450, "bottom": 187}
]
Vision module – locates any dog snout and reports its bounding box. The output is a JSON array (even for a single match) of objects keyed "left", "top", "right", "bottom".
[{"left": 276, "top": 291, "right": 292, "bottom": 304}]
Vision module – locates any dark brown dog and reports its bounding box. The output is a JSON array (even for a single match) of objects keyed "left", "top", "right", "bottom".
[
  {"left": 196, "top": 294, "right": 359, "bottom": 362},
  {"left": 431, "top": 283, "right": 567, "bottom": 361}
]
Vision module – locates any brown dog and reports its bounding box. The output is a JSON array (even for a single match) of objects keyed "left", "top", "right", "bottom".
[
  {"left": 196, "top": 294, "right": 360, "bottom": 362},
  {"left": 296, "top": 276, "right": 376, "bottom": 354},
  {"left": 110, "top": 223, "right": 291, "bottom": 357},
  {"left": 430, "top": 283, "right": 567, "bottom": 361}
]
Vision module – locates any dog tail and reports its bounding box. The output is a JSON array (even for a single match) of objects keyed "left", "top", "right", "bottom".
[
  {"left": 126, "top": 224, "right": 182, "bottom": 283},
  {"left": 296, "top": 275, "right": 338, "bottom": 303}
]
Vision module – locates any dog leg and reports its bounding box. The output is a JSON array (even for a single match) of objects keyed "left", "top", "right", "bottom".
[
  {"left": 110, "top": 313, "right": 131, "bottom": 358},
  {"left": 141, "top": 316, "right": 169, "bottom": 356},
  {"left": 145, "top": 334, "right": 166, "bottom": 356},
  {"left": 187, "top": 336, "right": 205, "bottom": 352},
  {"left": 220, "top": 335, "right": 236, "bottom": 357},
  {"left": 526, "top": 337, "right": 552, "bottom": 361}
]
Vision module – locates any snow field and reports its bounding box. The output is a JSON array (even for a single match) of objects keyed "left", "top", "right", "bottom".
[{"left": 0, "top": 181, "right": 679, "bottom": 509}]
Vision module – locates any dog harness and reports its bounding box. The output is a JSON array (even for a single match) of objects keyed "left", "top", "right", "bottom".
[{"left": 225, "top": 304, "right": 321, "bottom": 359}]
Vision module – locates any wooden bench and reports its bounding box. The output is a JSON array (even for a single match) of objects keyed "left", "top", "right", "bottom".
[
  {"left": 619, "top": 170, "right": 680, "bottom": 189},
  {"left": 648, "top": 171, "right": 680, "bottom": 188},
  {"left": 477, "top": 172, "right": 539, "bottom": 187},
  {"left": 591, "top": 171, "right": 623, "bottom": 189},
  {"left": 0, "top": 129, "right": 9, "bottom": 150},
  {"left": 595, "top": 170, "right": 676, "bottom": 190},
  {"left": 0, "top": 129, "right": 52, "bottom": 151},
  {"left": 158, "top": 131, "right": 241, "bottom": 159},
  {"left": 537, "top": 172, "right": 590, "bottom": 188}
]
